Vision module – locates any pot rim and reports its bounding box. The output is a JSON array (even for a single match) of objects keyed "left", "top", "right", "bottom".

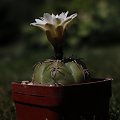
[{"left": 12, "top": 77, "right": 113, "bottom": 88}]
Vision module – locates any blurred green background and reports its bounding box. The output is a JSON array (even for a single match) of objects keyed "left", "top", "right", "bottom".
[{"left": 0, "top": 0, "right": 120, "bottom": 119}]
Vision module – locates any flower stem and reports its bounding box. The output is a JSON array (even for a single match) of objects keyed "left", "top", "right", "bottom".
[{"left": 54, "top": 44, "right": 63, "bottom": 60}]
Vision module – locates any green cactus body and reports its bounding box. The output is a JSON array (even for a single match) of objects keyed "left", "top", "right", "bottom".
[{"left": 32, "top": 59, "right": 85, "bottom": 86}]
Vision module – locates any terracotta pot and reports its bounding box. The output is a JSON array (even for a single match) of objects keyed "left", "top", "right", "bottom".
[{"left": 12, "top": 78, "right": 112, "bottom": 120}]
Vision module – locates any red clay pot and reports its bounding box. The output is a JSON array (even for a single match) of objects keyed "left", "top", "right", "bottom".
[{"left": 12, "top": 78, "right": 112, "bottom": 120}]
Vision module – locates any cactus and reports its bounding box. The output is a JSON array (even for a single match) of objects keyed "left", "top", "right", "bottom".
[
  {"left": 32, "top": 59, "right": 89, "bottom": 86},
  {"left": 31, "top": 12, "right": 90, "bottom": 86}
]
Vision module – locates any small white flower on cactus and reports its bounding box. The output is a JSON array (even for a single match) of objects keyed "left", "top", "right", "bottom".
[{"left": 30, "top": 11, "right": 77, "bottom": 43}]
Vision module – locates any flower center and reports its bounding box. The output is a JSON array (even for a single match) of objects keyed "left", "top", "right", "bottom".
[{"left": 55, "top": 18, "right": 61, "bottom": 26}]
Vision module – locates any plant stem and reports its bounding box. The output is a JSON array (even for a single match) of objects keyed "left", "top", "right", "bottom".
[{"left": 54, "top": 44, "right": 63, "bottom": 60}]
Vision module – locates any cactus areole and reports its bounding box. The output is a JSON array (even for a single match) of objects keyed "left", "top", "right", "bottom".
[{"left": 31, "top": 12, "right": 90, "bottom": 86}]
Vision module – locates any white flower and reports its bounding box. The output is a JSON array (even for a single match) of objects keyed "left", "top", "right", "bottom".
[{"left": 31, "top": 11, "right": 77, "bottom": 44}]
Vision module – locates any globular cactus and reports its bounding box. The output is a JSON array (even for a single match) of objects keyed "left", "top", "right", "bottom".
[
  {"left": 31, "top": 12, "right": 90, "bottom": 86},
  {"left": 32, "top": 59, "right": 89, "bottom": 86}
]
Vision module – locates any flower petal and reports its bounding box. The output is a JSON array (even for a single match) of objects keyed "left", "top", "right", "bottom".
[
  {"left": 53, "top": 17, "right": 62, "bottom": 26},
  {"left": 45, "top": 23, "right": 56, "bottom": 38},
  {"left": 65, "top": 11, "right": 69, "bottom": 17},
  {"left": 44, "top": 13, "right": 52, "bottom": 23},
  {"left": 45, "top": 23, "right": 55, "bottom": 30},
  {"left": 39, "top": 17, "right": 44, "bottom": 20},
  {"left": 52, "top": 13, "right": 55, "bottom": 18},
  {"left": 62, "top": 13, "right": 77, "bottom": 30},
  {"left": 30, "top": 23, "right": 46, "bottom": 31},
  {"left": 60, "top": 17, "right": 72, "bottom": 27},
  {"left": 68, "top": 13, "right": 77, "bottom": 19},
  {"left": 35, "top": 19, "right": 46, "bottom": 24},
  {"left": 55, "top": 14, "right": 59, "bottom": 18},
  {"left": 59, "top": 12, "right": 66, "bottom": 19},
  {"left": 58, "top": 13, "right": 67, "bottom": 22}
]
